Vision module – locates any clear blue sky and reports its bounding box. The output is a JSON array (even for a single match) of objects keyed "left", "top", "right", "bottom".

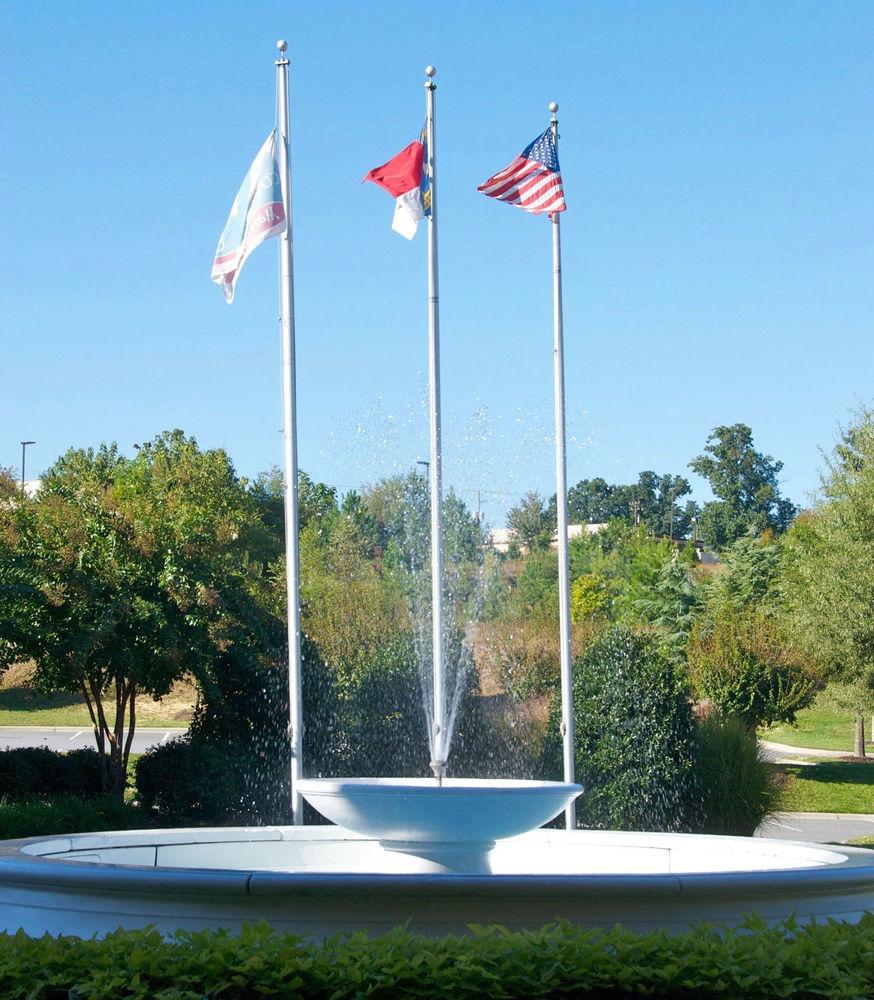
[{"left": 3, "top": 2, "right": 873, "bottom": 524}]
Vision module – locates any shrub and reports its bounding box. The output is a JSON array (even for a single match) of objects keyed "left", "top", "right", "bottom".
[
  {"left": 3, "top": 919, "right": 874, "bottom": 998},
  {"left": 692, "top": 714, "right": 780, "bottom": 835},
  {"left": 0, "top": 747, "right": 102, "bottom": 801},
  {"left": 688, "top": 609, "right": 820, "bottom": 729},
  {"left": 0, "top": 795, "right": 146, "bottom": 840},
  {"left": 135, "top": 738, "right": 273, "bottom": 825},
  {"left": 542, "top": 626, "right": 697, "bottom": 831}
]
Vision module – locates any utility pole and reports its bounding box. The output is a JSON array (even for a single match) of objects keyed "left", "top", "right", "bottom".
[{"left": 20, "top": 441, "right": 35, "bottom": 493}]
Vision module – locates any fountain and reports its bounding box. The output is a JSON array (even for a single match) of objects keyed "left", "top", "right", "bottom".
[{"left": 4, "top": 48, "right": 874, "bottom": 943}]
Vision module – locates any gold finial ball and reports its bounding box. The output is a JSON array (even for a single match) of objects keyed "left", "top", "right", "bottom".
[
  {"left": 277, "top": 39, "right": 288, "bottom": 52},
  {"left": 549, "top": 101, "right": 559, "bottom": 113},
  {"left": 425, "top": 65, "right": 436, "bottom": 77}
]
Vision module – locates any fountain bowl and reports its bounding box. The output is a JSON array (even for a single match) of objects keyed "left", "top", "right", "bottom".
[{"left": 297, "top": 777, "right": 582, "bottom": 845}]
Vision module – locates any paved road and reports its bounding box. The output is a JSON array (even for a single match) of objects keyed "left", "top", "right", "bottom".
[
  {"left": 756, "top": 812, "right": 874, "bottom": 844},
  {"left": 760, "top": 740, "right": 849, "bottom": 760},
  {"left": 0, "top": 726, "right": 187, "bottom": 754}
]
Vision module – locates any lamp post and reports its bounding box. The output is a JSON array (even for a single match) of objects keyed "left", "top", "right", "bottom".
[{"left": 20, "top": 441, "right": 35, "bottom": 494}]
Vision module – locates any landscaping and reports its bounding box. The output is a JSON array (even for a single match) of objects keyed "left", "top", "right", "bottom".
[
  {"left": 3, "top": 919, "right": 874, "bottom": 999},
  {"left": 775, "top": 762, "right": 874, "bottom": 814}
]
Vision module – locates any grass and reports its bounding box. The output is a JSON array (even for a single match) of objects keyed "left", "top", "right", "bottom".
[
  {"left": 776, "top": 761, "right": 874, "bottom": 813},
  {"left": 0, "top": 662, "right": 194, "bottom": 729},
  {"left": 761, "top": 683, "right": 872, "bottom": 752}
]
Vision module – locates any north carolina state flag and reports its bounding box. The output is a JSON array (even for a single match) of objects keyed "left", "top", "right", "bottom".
[{"left": 363, "top": 129, "right": 430, "bottom": 239}]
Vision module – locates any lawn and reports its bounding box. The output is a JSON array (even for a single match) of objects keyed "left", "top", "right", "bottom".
[
  {"left": 0, "top": 662, "right": 194, "bottom": 729},
  {"left": 777, "top": 761, "right": 874, "bottom": 813},
  {"left": 761, "top": 683, "right": 871, "bottom": 752}
]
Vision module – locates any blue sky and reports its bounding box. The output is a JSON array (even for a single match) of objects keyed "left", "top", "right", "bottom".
[{"left": 3, "top": 2, "right": 873, "bottom": 524}]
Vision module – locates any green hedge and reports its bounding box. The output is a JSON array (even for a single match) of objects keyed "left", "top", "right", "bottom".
[
  {"left": 2, "top": 918, "right": 874, "bottom": 999},
  {"left": 0, "top": 748, "right": 102, "bottom": 800},
  {"left": 0, "top": 796, "right": 149, "bottom": 840}
]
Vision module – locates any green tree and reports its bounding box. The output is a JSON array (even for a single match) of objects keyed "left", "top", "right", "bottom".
[
  {"left": 689, "top": 424, "right": 798, "bottom": 549},
  {"left": 506, "top": 491, "right": 548, "bottom": 552},
  {"left": 783, "top": 409, "right": 874, "bottom": 756},
  {"left": 0, "top": 431, "right": 279, "bottom": 794}
]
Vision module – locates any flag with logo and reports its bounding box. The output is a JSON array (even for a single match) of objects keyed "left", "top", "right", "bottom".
[
  {"left": 478, "top": 128, "right": 566, "bottom": 216},
  {"left": 211, "top": 130, "right": 287, "bottom": 303},
  {"left": 363, "top": 125, "right": 431, "bottom": 239}
]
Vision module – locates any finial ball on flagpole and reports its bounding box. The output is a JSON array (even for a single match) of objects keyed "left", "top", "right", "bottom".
[
  {"left": 549, "top": 101, "right": 559, "bottom": 113},
  {"left": 277, "top": 39, "right": 288, "bottom": 52},
  {"left": 425, "top": 65, "right": 436, "bottom": 77}
]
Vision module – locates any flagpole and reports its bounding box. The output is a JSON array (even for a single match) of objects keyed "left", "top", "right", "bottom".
[
  {"left": 549, "top": 101, "right": 576, "bottom": 828},
  {"left": 275, "top": 40, "right": 304, "bottom": 824},
  {"left": 424, "top": 65, "right": 447, "bottom": 784}
]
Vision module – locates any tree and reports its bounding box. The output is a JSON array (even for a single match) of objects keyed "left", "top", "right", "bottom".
[
  {"left": 783, "top": 409, "right": 874, "bottom": 756},
  {"left": 556, "top": 471, "right": 697, "bottom": 538},
  {"left": 689, "top": 424, "right": 798, "bottom": 549},
  {"left": 506, "top": 491, "right": 548, "bottom": 552},
  {"left": 0, "top": 431, "right": 279, "bottom": 794}
]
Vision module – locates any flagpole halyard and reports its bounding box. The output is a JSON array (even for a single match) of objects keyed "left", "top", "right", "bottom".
[
  {"left": 424, "top": 65, "right": 447, "bottom": 784},
  {"left": 549, "top": 101, "right": 576, "bottom": 829},
  {"left": 275, "top": 39, "right": 305, "bottom": 824}
]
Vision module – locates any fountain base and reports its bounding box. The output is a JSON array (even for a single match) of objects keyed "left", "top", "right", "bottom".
[{"left": 2, "top": 826, "right": 874, "bottom": 939}]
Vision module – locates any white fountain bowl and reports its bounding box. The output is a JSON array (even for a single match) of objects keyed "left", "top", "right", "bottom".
[{"left": 296, "top": 777, "right": 582, "bottom": 847}]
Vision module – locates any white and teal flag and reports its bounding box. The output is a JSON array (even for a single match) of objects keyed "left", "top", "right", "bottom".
[{"left": 211, "top": 130, "right": 287, "bottom": 304}]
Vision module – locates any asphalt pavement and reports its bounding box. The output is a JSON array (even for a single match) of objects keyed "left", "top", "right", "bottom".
[
  {"left": 756, "top": 812, "right": 874, "bottom": 844},
  {"left": 0, "top": 726, "right": 187, "bottom": 754}
]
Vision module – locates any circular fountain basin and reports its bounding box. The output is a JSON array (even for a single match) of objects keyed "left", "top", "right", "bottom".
[{"left": 2, "top": 826, "right": 874, "bottom": 939}]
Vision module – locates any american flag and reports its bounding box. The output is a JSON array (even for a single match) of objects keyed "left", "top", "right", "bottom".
[{"left": 478, "top": 128, "right": 566, "bottom": 216}]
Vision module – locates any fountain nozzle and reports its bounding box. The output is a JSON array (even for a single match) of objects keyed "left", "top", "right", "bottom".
[{"left": 430, "top": 759, "right": 447, "bottom": 786}]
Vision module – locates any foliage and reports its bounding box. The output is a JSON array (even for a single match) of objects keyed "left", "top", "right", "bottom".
[
  {"left": 506, "top": 490, "right": 548, "bottom": 552},
  {"left": 688, "top": 607, "right": 820, "bottom": 729},
  {"left": 135, "top": 738, "right": 259, "bottom": 824},
  {"left": 474, "top": 617, "right": 601, "bottom": 701},
  {"left": 0, "top": 795, "right": 146, "bottom": 840},
  {"left": 689, "top": 423, "right": 798, "bottom": 549},
  {"left": 7, "top": 917, "right": 874, "bottom": 999},
  {"left": 569, "top": 573, "right": 608, "bottom": 623},
  {"left": 692, "top": 714, "right": 780, "bottom": 836},
  {"left": 633, "top": 556, "right": 702, "bottom": 665},
  {"left": 0, "top": 431, "right": 280, "bottom": 796},
  {"left": 542, "top": 627, "right": 697, "bottom": 831},
  {"left": 554, "top": 470, "right": 698, "bottom": 538},
  {"left": 0, "top": 747, "right": 102, "bottom": 801},
  {"left": 783, "top": 410, "right": 874, "bottom": 735}
]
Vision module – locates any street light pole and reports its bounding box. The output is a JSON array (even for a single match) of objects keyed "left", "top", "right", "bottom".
[{"left": 20, "top": 441, "right": 35, "bottom": 493}]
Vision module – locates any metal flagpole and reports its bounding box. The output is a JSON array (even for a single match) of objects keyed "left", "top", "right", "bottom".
[
  {"left": 549, "top": 101, "right": 576, "bottom": 828},
  {"left": 275, "top": 40, "right": 304, "bottom": 824},
  {"left": 424, "top": 65, "right": 447, "bottom": 784}
]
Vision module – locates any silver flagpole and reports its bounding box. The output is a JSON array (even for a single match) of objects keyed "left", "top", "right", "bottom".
[
  {"left": 549, "top": 101, "right": 576, "bottom": 828},
  {"left": 275, "top": 40, "right": 304, "bottom": 824},
  {"left": 424, "top": 65, "right": 447, "bottom": 784}
]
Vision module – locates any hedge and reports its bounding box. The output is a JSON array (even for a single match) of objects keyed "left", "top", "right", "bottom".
[{"left": 2, "top": 917, "right": 874, "bottom": 999}]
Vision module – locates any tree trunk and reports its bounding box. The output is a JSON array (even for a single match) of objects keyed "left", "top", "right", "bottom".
[{"left": 855, "top": 710, "right": 866, "bottom": 759}]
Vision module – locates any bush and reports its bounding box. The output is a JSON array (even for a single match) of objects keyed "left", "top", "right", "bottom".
[
  {"left": 0, "top": 747, "right": 102, "bottom": 801},
  {"left": 693, "top": 714, "right": 780, "bottom": 835},
  {"left": 688, "top": 609, "right": 820, "bottom": 729},
  {"left": 4, "top": 919, "right": 874, "bottom": 998},
  {"left": 542, "top": 626, "right": 697, "bottom": 831},
  {"left": 0, "top": 795, "right": 146, "bottom": 840},
  {"left": 134, "top": 738, "right": 282, "bottom": 825}
]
